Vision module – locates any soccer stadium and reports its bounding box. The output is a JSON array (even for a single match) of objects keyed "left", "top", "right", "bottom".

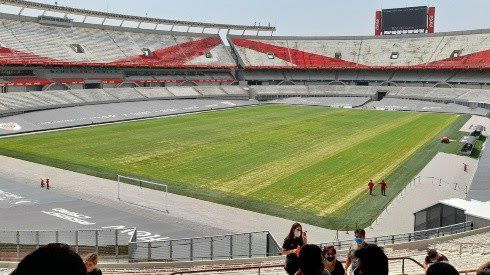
[{"left": 0, "top": 0, "right": 488, "bottom": 274}]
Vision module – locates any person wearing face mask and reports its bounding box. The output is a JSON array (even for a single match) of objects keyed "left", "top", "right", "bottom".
[
  {"left": 345, "top": 229, "right": 367, "bottom": 275},
  {"left": 322, "top": 245, "right": 345, "bottom": 275},
  {"left": 283, "top": 223, "right": 308, "bottom": 275}
]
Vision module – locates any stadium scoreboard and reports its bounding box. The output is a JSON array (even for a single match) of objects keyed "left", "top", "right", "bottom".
[{"left": 375, "top": 6, "right": 435, "bottom": 35}]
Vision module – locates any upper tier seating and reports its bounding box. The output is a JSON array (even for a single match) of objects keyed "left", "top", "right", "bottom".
[
  {"left": 0, "top": 16, "right": 235, "bottom": 68},
  {"left": 229, "top": 30, "right": 490, "bottom": 69}
]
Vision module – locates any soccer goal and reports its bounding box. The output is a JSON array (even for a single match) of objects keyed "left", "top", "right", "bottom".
[{"left": 117, "top": 175, "right": 169, "bottom": 213}]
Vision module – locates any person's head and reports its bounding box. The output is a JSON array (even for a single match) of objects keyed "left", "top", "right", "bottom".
[
  {"left": 354, "top": 228, "right": 366, "bottom": 245},
  {"left": 11, "top": 243, "right": 86, "bottom": 275},
  {"left": 476, "top": 261, "right": 490, "bottom": 275},
  {"left": 353, "top": 243, "right": 388, "bottom": 275},
  {"left": 84, "top": 253, "right": 98, "bottom": 272},
  {"left": 426, "top": 249, "right": 440, "bottom": 263},
  {"left": 426, "top": 262, "right": 459, "bottom": 275},
  {"left": 323, "top": 245, "right": 337, "bottom": 262},
  {"left": 287, "top": 222, "right": 303, "bottom": 240},
  {"left": 298, "top": 244, "right": 325, "bottom": 275}
]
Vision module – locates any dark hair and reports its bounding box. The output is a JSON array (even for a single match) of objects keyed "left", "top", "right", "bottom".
[
  {"left": 426, "top": 262, "right": 459, "bottom": 275},
  {"left": 427, "top": 249, "right": 438, "bottom": 259},
  {"left": 354, "top": 228, "right": 366, "bottom": 237},
  {"left": 11, "top": 243, "right": 86, "bottom": 275},
  {"left": 323, "top": 245, "right": 336, "bottom": 257},
  {"left": 285, "top": 222, "right": 302, "bottom": 242},
  {"left": 354, "top": 243, "right": 388, "bottom": 275},
  {"left": 298, "top": 244, "right": 325, "bottom": 275}
]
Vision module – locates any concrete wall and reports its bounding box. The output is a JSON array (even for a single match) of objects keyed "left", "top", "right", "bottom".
[{"left": 468, "top": 215, "right": 490, "bottom": 229}]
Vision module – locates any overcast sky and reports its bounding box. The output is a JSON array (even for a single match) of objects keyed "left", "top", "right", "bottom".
[{"left": 4, "top": 0, "right": 489, "bottom": 36}]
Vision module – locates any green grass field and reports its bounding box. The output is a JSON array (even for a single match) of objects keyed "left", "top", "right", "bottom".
[{"left": 0, "top": 105, "right": 469, "bottom": 229}]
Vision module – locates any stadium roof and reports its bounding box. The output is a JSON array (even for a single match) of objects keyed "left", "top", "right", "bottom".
[
  {"left": 0, "top": 0, "right": 276, "bottom": 33},
  {"left": 467, "top": 142, "right": 490, "bottom": 202},
  {"left": 440, "top": 198, "right": 490, "bottom": 221}
]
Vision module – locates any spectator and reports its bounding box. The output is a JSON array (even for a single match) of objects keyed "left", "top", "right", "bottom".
[
  {"left": 283, "top": 223, "right": 308, "bottom": 275},
  {"left": 426, "top": 262, "right": 459, "bottom": 275},
  {"left": 477, "top": 261, "right": 490, "bottom": 275},
  {"left": 322, "top": 245, "right": 345, "bottom": 275},
  {"left": 345, "top": 228, "right": 367, "bottom": 274},
  {"left": 85, "top": 253, "right": 102, "bottom": 275},
  {"left": 295, "top": 244, "right": 331, "bottom": 275},
  {"left": 353, "top": 243, "right": 389, "bottom": 275},
  {"left": 423, "top": 249, "right": 449, "bottom": 270},
  {"left": 11, "top": 243, "right": 86, "bottom": 275}
]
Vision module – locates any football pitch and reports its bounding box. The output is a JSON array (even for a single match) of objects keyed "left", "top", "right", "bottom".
[{"left": 0, "top": 105, "right": 468, "bottom": 229}]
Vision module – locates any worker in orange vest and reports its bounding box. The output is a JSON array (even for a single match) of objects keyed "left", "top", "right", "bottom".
[{"left": 368, "top": 180, "right": 375, "bottom": 195}]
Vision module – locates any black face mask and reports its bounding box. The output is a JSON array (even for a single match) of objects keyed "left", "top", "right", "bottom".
[{"left": 326, "top": 256, "right": 335, "bottom": 262}]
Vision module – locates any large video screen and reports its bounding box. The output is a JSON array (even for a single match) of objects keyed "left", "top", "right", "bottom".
[{"left": 382, "top": 6, "right": 427, "bottom": 31}]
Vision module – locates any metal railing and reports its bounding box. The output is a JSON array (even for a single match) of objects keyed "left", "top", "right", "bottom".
[
  {"left": 169, "top": 256, "right": 425, "bottom": 275},
  {"left": 0, "top": 228, "right": 135, "bottom": 260},
  {"left": 433, "top": 242, "right": 490, "bottom": 256},
  {"left": 129, "top": 231, "right": 281, "bottom": 262},
  {"left": 128, "top": 221, "right": 474, "bottom": 262},
  {"left": 318, "top": 221, "right": 474, "bottom": 251}
]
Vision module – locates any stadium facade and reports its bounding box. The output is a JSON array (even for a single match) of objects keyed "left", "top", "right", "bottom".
[{"left": 0, "top": 2, "right": 487, "bottom": 94}]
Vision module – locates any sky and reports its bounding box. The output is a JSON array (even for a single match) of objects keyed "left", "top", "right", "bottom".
[{"left": 2, "top": 0, "right": 489, "bottom": 36}]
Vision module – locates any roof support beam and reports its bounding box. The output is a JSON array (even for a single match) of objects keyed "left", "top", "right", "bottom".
[{"left": 1, "top": 0, "right": 276, "bottom": 32}]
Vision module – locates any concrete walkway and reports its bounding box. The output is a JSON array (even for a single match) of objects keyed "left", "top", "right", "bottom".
[
  {"left": 460, "top": 115, "right": 490, "bottom": 135},
  {"left": 367, "top": 152, "right": 478, "bottom": 235},
  {"left": 0, "top": 155, "right": 340, "bottom": 244}
]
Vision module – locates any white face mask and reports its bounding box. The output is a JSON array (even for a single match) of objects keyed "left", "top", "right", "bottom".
[{"left": 294, "top": 231, "right": 301, "bottom": 238}]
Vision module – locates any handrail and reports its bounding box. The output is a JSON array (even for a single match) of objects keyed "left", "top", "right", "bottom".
[
  {"left": 169, "top": 257, "right": 425, "bottom": 275},
  {"left": 130, "top": 230, "right": 274, "bottom": 244},
  {"left": 318, "top": 221, "right": 473, "bottom": 250}
]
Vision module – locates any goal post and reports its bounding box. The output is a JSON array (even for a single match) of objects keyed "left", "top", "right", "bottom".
[{"left": 117, "top": 175, "right": 169, "bottom": 213}]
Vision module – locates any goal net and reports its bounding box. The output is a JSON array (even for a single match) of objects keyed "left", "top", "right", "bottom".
[{"left": 117, "top": 175, "right": 168, "bottom": 213}]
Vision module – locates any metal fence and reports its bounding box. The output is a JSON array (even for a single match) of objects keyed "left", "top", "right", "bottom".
[
  {"left": 0, "top": 228, "right": 135, "bottom": 260},
  {"left": 318, "top": 221, "right": 474, "bottom": 251},
  {"left": 129, "top": 231, "right": 281, "bottom": 262}
]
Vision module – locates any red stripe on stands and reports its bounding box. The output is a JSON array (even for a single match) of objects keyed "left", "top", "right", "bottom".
[
  {"left": 231, "top": 38, "right": 365, "bottom": 69},
  {"left": 7, "top": 77, "right": 52, "bottom": 86},
  {"left": 231, "top": 38, "right": 490, "bottom": 70},
  {"left": 110, "top": 37, "right": 223, "bottom": 67},
  {"left": 92, "top": 78, "right": 124, "bottom": 84},
  {"left": 425, "top": 50, "right": 490, "bottom": 68},
  {"left": 0, "top": 37, "right": 236, "bottom": 69},
  {"left": 54, "top": 78, "right": 85, "bottom": 85}
]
